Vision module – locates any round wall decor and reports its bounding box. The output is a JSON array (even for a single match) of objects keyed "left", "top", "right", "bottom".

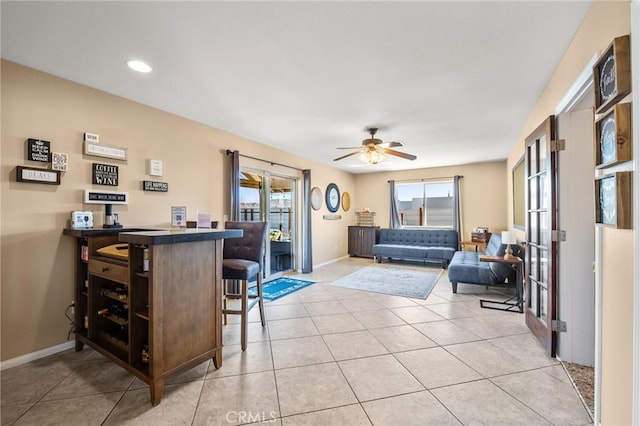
[
  {"left": 310, "top": 187, "right": 322, "bottom": 210},
  {"left": 342, "top": 191, "right": 351, "bottom": 212},
  {"left": 325, "top": 183, "right": 340, "bottom": 213}
]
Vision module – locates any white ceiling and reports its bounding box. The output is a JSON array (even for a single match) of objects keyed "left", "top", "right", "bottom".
[{"left": 1, "top": 1, "right": 591, "bottom": 174}]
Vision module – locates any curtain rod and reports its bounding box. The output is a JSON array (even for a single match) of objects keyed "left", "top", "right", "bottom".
[
  {"left": 388, "top": 175, "right": 463, "bottom": 183},
  {"left": 226, "top": 150, "right": 305, "bottom": 172}
]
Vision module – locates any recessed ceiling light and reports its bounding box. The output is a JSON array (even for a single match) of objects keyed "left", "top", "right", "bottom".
[{"left": 126, "top": 60, "right": 152, "bottom": 73}]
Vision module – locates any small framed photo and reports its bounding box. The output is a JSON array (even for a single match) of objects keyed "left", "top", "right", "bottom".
[
  {"left": 51, "top": 152, "right": 69, "bottom": 171},
  {"left": 171, "top": 206, "right": 187, "bottom": 227}
]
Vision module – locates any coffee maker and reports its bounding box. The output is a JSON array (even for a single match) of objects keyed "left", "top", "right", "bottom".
[{"left": 103, "top": 204, "right": 122, "bottom": 228}]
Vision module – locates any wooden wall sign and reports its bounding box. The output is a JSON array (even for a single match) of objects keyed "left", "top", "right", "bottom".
[
  {"left": 26, "top": 138, "right": 51, "bottom": 162},
  {"left": 84, "top": 141, "right": 128, "bottom": 161},
  {"left": 595, "top": 171, "right": 632, "bottom": 229},
  {"left": 143, "top": 181, "right": 169, "bottom": 192},
  {"left": 593, "top": 35, "right": 631, "bottom": 114},
  {"left": 595, "top": 102, "right": 632, "bottom": 168},
  {"left": 92, "top": 163, "right": 119, "bottom": 186},
  {"left": 16, "top": 166, "right": 61, "bottom": 185}
]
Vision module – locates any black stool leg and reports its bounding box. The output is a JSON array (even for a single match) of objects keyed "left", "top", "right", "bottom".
[{"left": 241, "top": 279, "right": 248, "bottom": 351}]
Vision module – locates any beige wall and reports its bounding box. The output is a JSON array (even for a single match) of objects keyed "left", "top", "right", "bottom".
[
  {"left": 355, "top": 161, "right": 507, "bottom": 239},
  {"left": 0, "top": 61, "right": 355, "bottom": 360},
  {"left": 504, "top": 2, "right": 633, "bottom": 424}
]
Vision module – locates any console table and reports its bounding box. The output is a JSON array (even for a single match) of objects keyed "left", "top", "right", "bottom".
[
  {"left": 478, "top": 255, "right": 523, "bottom": 313},
  {"left": 64, "top": 227, "right": 242, "bottom": 405}
]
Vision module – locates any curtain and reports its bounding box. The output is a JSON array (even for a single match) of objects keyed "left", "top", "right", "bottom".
[
  {"left": 389, "top": 180, "right": 401, "bottom": 228},
  {"left": 453, "top": 175, "right": 463, "bottom": 240},
  {"left": 229, "top": 150, "right": 240, "bottom": 221},
  {"left": 301, "top": 170, "right": 313, "bottom": 273}
]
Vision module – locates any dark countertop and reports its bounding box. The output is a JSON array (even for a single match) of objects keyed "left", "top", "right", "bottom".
[
  {"left": 63, "top": 227, "right": 155, "bottom": 237},
  {"left": 119, "top": 228, "right": 243, "bottom": 245}
]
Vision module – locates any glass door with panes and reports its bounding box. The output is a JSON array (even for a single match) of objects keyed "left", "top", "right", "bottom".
[
  {"left": 524, "top": 116, "right": 558, "bottom": 357},
  {"left": 239, "top": 169, "right": 296, "bottom": 278}
]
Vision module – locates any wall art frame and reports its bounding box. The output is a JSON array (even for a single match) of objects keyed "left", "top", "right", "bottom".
[
  {"left": 16, "top": 166, "right": 61, "bottom": 185},
  {"left": 595, "top": 171, "right": 632, "bottom": 229},
  {"left": 595, "top": 102, "right": 632, "bottom": 169},
  {"left": 593, "top": 35, "right": 631, "bottom": 114}
]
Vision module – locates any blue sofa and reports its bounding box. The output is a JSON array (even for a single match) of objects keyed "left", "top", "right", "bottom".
[
  {"left": 371, "top": 228, "right": 459, "bottom": 268},
  {"left": 448, "top": 233, "right": 521, "bottom": 293}
]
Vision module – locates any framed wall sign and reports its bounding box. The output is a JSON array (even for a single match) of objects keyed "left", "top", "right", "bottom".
[
  {"left": 148, "top": 159, "right": 163, "bottom": 177},
  {"left": 16, "top": 166, "right": 61, "bottom": 185},
  {"left": 51, "top": 152, "right": 69, "bottom": 171},
  {"left": 595, "top": 171, "right": 632, "bottom": 229},
  {"left": 84, "top": 189, "right": 128, "bottom": 204},
  {"left": 143, "top": 180, "right": 169, "bottom": 192},
  {"left": 595, "top": 102, "right": 631, "bottom": 169},
  {"left": 92, "top": 163, "right": 119, "bottom": 186},
  {"left": 593, "top": 35, "right": 630, "bottom": 114},
  {"left": 26, "top": 138, "right": 51, "bottom": 162},
  {"left": 84, "top": 141, "right": 128, "bottom": 161}
]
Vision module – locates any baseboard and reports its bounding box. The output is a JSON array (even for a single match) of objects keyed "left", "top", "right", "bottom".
[
  {"left": 0, "top": 340, "right": 75, "bottom": 371},
  {"left": 314, "top": 255, "right": 350, "bottom": 270}
]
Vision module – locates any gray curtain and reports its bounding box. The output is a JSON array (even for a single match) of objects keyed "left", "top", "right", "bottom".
[
  {"left": 301, "top": 170, "right": 313, "bottom": 273},
  {"left": 389, "top": 180, "right": 401, "bottom": 228},
  {"left": 229, "top": 150, "right": 240, "bottom": 221},
  {"left": 453, "top": 175, "right": 463, "bottom": 238}
]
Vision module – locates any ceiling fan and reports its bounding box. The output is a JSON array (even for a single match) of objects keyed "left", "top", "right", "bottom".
[{"left": 333, "top": 128, "right": 417, "bottom": 164}]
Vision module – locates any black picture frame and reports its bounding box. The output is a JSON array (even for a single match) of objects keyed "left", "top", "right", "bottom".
[{"left": 325, "top": 183, "right": 340, "bottom": 213}]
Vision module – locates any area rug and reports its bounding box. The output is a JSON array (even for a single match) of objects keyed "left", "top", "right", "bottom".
[
  {"left": 331, "top": 263, "right": 443, "bottom": 299},
  {"left": 248, "top": 277, "right": 315, "bottom": 301}
]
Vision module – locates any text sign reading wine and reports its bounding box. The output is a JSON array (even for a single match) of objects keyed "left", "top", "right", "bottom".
[
  {"left": 26, "top": 138, "right": 51, "bottom": 162},
  {"left": 84, "top": 190, "right": 128, "bottom": 204},
  {"left": 143, "top": 181, "right": 169, "bottom": 192},
  {"left": 92, "top": 163, "right": 119, "bottom": 186}
]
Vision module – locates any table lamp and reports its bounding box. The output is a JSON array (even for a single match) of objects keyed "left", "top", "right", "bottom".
[{"left": 501, "top": 231, "right": 517, "bottom": 259}]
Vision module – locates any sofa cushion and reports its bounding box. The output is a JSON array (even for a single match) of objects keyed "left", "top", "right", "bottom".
[
  {"left": 378, "top": 228, "right": 458, "bottom": 250},
  {"left": 447, "top": 251, "right": 495, "bottom": 284},
  {"left": 424, "top": 246, "right": 457, "bottom": 262},
  {"left": 371, "top": 244, "right": 428, "bottom": 259}
]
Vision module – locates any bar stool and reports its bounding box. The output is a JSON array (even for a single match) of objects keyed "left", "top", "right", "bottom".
[{"left": 222, "top": 221, "right": 267, "bottom": 351}]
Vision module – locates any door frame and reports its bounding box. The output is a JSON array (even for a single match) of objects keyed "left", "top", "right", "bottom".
[
  {"left": 553, "top": 52, "right": 600, "bottom": 420},
  {"left": 631, "top": 2, "right": 640, "bottom": 424}
]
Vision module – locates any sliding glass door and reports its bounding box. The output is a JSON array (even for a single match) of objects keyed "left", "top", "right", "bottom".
[{"left": 239, "top": 169, "right": 296, "bottom": 278}]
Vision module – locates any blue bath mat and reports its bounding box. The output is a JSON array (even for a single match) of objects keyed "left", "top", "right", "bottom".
[{"left": 248, "top": 277, "right": 315, "bottom": 301}]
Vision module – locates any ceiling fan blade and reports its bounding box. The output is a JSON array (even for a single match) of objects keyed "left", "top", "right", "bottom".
[
  {"left": 333, "top": 151, "right": 361, "bottom": 161},
  {"left": 379, "top": 141, "right": 403, "bottom": 148},
  {"left": 336, "top": 146, "right": 365, "bottom": 149},
  {"left": 383, "top": 148, "right": 417, "bottom": 160}
]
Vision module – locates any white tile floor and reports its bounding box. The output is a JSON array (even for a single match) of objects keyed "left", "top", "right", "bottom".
[{"left": 1, "top": 257, "right": 592, "bottom": 425}]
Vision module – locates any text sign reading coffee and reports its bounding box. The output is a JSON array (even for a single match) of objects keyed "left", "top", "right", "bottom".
[
  {"left": 92, "top": 163, "right": 119, "bottom": 186},
  {"left": 26, "top": 138, "right": 51, "bottom": 162},
  {"left": 143, "top": 181, "right": 169, "bottom": 192}
]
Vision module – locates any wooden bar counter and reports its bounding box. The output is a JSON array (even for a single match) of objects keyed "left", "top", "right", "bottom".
[{"left": 64, "top": 228, "right": 242, "bottom": 405}]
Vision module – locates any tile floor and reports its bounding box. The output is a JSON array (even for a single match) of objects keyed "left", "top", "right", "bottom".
[{"left": 1, "top": 257, "right": 593, "bottom": 425}]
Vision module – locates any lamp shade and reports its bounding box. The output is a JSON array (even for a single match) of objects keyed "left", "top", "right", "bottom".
[{"left": 501, "top": 231, "right": 517, "bottom": 245}]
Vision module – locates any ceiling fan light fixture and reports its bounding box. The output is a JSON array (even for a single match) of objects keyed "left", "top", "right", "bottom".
[{"left": 360, "top": 150, "right": 384, "bottom": 165}]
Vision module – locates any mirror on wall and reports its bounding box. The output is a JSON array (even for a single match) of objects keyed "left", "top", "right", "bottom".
[{"left": 513, "top": 156, "right": 525, "bottom": 230}]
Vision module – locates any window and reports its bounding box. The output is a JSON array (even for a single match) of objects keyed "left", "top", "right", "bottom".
[{"left": 397, "top": 180, "right": 454, "bottom": 227}]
